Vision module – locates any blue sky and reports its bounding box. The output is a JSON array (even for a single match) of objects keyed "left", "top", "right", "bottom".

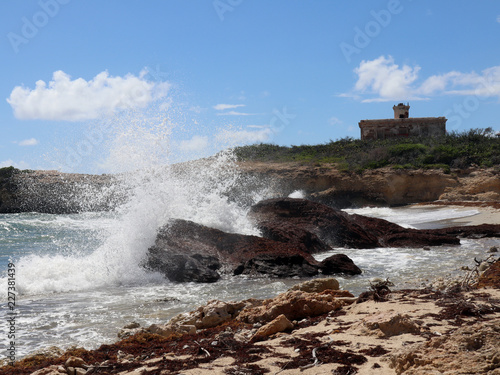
[{"left": 1, "top": 0, "right": 499, "bottom": 173}]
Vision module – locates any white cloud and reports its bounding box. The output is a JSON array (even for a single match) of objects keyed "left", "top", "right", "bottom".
[
  {"left": 216, "top": 127, "right": 273, "bottom": 145},
  {"left": 497, "top": 15, "right": 500, "bottom": 23},
  {"left": 353, "top": 55, "right": 420, "bottom": 102},
  {"left": 345, "top": 56, "right": 500, "bottom": 102},
  {"left": 217, "top": 111, "right": 257, "bottom": 116},
  {"left": 18, "top": 138, "right": 39, "bottom": 146},
  {"left": 7, "top": 70, "right": 170, "bottom": 121},
  {"left": 178, "top": 135, "right": 209, "bottom": 152},
  {"left": 213, "top": 104, "right": 245, "bottom": 111}
]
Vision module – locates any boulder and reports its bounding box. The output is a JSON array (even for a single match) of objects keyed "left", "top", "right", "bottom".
[
  {"left": 319, "top": 254, "right": 362, "bottom": 275},
  {"left": 237, "top": 290, "right": 343, "bottom": 324},
  {"left": 249, "top": 198, "right": 379, "bottom": 249},
  {"left": 288, "top": 277, "right": 339, "bottom": 293},
  {"left": 146, "top": 219, "right": 325, "bottom": 282},
  {"left": 65, "top": 356, "right": 87, "bottom": 369},
  {"left": 477, "top": 259, "right": 500, "bottom": 289}
]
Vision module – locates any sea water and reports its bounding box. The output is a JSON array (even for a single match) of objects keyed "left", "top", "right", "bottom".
[
  {"left": 1, "top": 194, "right": 498, "bottom": 359},
  {"left": 0, "top": 103, "right": 498, "bottom": 360}
]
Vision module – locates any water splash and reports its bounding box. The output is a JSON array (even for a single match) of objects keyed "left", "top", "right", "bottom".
[{"left": 11, "top": 100, "right": 268, "bottom": 296}]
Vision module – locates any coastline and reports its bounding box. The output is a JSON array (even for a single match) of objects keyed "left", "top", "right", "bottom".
[
  {"left": 7, "top": 280, "right": 500, "bottom": 375},
  {"left": 412, "top": 201, "right": 500, "bottom": 226}
]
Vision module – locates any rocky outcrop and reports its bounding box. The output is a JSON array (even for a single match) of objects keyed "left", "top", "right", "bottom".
[
  {"left": 390, "top": 321, "right": 500, "bottom": 374},
  {"left": 320, "top": 254, "right": 362, "bottom": 275},
  {"left": 249, "top": 198, "right": 467, "bottom": 249},
  {"left": 239, "top": 162, "right": 500, "bottom": 207},
  {"left": 236, "top": 289, "right": 349, "bottom": 324},
  {"left": 146, "top": 219, "right": 329, "bottom": 282},
  {"left": 3, "top": 164, "right": 500, "bottom": 213},
  {"left": 147, "top": 199, "right": 500, "bottom": 282},
  {"left": 0, "top": 167, "right": 122, "bottom": 214},
  {"left": 249, "top": 197, "right": 379, "bottom": 249}
]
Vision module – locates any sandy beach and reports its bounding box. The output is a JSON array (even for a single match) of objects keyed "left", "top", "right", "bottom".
[{"left": 413, "top": 202, "right": 500, "bottom": 226}]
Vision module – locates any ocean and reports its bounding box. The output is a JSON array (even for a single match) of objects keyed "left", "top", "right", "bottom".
[
  {"left": 1, "top": 174, "right": 497, "bottom": 361},
  {"left": 0, "top": 111, "right": 497, "bottom": 361}
]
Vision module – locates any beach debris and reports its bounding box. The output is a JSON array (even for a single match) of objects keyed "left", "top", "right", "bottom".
[{"left": 357, "top": 278, "right": 394, "bottom": 302}]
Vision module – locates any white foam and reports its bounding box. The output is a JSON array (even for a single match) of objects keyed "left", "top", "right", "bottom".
[
  {"left": 343, "top": 206, "right": 480, "bottom": 228},
  {"left": 11, "top": 104, "right": 266, "bottom": 296},
  {"left": 288, "top": 190, "right": 306, "bottom": 199}
]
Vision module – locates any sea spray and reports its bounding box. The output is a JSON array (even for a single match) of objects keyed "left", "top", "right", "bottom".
[{"left": 9, "top": 101, "right": 270, "bottom": 296}]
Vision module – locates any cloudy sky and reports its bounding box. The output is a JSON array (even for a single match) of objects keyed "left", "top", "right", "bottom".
[{"left": 1, "top": 1, "right": 499, "bottom": 172}]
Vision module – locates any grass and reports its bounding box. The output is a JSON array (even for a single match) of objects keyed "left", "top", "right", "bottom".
[{"left": 233, "top": 128, "right": 500, "bottom": 172}]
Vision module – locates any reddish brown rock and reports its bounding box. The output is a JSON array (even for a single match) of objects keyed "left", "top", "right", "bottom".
[
  {"left": 146, "top": 219, "right": 324, "bottom": 282},
  {"left": 320, "top": 254, "right": 362, "bottom": 275},
  {"left": 250, "top": 198, "right": 500, "bottom": 250},
  {"left": 477, "top": 259, "right": 500, "bottom": 289},
  {"left": 249, "top": 198, "right": 379, "bottom": 249}
]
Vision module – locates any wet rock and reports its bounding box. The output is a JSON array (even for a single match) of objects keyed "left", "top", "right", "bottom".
[
  {"left": 250, "top": 198, "right": 500, "bottom": 249},
  {"left": 249, "top": 198, "right": 380, "bottom": 249},
  {"left": 123, "top": 321, "right": 140, "bottom": 329},
  {"left": 146, "top": 219, "right": 322, "bottom": 282},
  {"left": 319, "top": 254, "right": 362, "bottom": 275},
  {"left": 489, "top": 246, "right": 499, "bottom": 253},
  {"left": 233, "top": 253, "right": 319, "bottom": 278},
  {"left": 147, "top": 251, "right": 221, "bottom": 283},
  {"left": 252, "top": 314, "right": 294, "bottom": 341},
  {"left": 288, "top": 277, "right": 340, "bottom": 293}
]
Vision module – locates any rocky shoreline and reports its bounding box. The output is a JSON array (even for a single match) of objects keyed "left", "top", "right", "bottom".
[
  {"left": 1, "top": 163, "right": 500, "bottom": 213},
  {"left": 4, "top": 264, "right": 500, "bottom": 375},
  {"left": 146, "top": 197, "right": 500, "bottom": 283}
]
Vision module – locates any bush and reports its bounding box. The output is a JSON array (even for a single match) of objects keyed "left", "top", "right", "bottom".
[{"left": 233, "top": 128, "right": 500, "bottom": 171}]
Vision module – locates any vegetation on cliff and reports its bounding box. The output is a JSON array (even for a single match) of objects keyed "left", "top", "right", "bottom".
[{"left": 234, "top": 128, "right": 500, "bottom": 172}]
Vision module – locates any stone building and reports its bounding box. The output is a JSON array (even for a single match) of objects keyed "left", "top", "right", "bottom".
[{"left": 359, "top": 104, "right": 447, "bottom": 140}]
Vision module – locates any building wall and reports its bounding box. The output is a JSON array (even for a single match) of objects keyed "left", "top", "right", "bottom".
[{"left": 359, "top": 117, "right": 447, "bottom": 140}]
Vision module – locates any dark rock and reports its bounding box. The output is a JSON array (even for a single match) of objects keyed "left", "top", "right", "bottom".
[
  {"left": 147, "top": 251, "right": 221, "bottom": 283},
  {"left": 0, "top": 166, "right": 20, "bottom": 213},
  {"left": 320, "top": 254, "right": 362, "bottom": 275},
  {"left": 249, "top": 198, "right": 500, "bottom": 249},
  {"left": 0, "top": 167, "right": 123, "bottom": 214},
  {"left": 146, "top": 219, "right": 322, "bottom": 282},
  {"left": 249, "top": 198, "right": 380, "bottom": 249},
  {"left": 233, "top": 254, "right": 319, "bottom": 278}
]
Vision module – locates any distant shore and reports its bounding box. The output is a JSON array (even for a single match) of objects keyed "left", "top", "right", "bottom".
[{"left": 413, "top": 201, "right": 500, "bottom": 226}]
